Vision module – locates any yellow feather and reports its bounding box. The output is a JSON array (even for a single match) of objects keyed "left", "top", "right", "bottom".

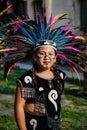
[
  {"left": 75, "top": 36, "right": 85, "bottom": 41},
  {"left": 51, "top": 14, "right": 66, "bottom": 24},
  {"left": 0, "top": 4, "right": 12, "bottom": 16}
]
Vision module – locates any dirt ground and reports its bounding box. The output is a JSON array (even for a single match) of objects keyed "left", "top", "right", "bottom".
[{"left": 0, "top": 94, "right": 14, "bottom": 115}]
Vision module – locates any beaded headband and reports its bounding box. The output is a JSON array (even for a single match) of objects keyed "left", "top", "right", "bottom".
[{"left": 34, "top": 40, "right": 57, "bottom": 52}]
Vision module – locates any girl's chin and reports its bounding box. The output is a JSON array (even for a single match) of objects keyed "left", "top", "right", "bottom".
[
  {"left": 39, "top": 65, "right": 50, "bottom": 70},
  {"left": 38, "top": 64, "right": 52, "bottom": 70},
  {"left": 44, "top": 64, "right": 49, "bottom": 68}
]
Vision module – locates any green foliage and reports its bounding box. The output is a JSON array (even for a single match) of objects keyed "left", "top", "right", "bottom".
[
  {"left": 0, "top": 115, "right": 18, "bottom": 130},
  {"left": 65, "top": 77, "right": 83, "bottom": 87},
  {"left": 62, "top": 84, "right": 87, "bottom": 130},
  {"left": 0, "top": 100, "right": 14, "bottom": 108},
  {"left": 0, "top": 66, "right": 26, "bottom": 94}
]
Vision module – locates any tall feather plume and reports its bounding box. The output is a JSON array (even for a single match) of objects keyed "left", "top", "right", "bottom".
[{"left": 0, "top": 12, "right": 87, "bottom": 79}]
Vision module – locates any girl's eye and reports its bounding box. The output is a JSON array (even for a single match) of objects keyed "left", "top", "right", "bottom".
[
  {"left": 49, "top": 53, "right": 54, "bottom": 56},
  {"left": 39, "top": 53, "right": 44, "bottom": 55}
]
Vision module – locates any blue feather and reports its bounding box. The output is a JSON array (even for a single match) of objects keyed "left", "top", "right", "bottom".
[
  {"left": 51, "top": 29, "right": 62, "bottom": 40},
  {"left": 40, "top": 15, "right": 45, "bottom": 39},
  {"left": 20, "top": 27, "right": 35, "bottom": 42},
  {"left": 56, "top": 38, "right": 71, "bottom": 46}
]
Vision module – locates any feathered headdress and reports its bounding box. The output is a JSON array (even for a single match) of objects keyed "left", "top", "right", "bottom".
[{"left": 0, "top": 13, "right": 87, "bottom": 80}]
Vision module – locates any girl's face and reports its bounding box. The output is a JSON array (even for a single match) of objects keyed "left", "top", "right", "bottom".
[{"left": 34, "top": 46, "right": 56, "bottom": 70}]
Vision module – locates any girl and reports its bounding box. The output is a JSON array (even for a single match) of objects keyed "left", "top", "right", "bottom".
[
  {"left": 1, "top": 12, "right": 86, "bottom": 130},
  {"left": 14, "top": 40, "right": 65, "bottom": 130}
]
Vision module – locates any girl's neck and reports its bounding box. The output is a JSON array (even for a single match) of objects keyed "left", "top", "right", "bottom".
[{"left": 35, "top": 69, "right": 54, "bottom": 79}]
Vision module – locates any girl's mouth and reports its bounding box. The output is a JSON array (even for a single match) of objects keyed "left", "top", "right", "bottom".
[{"left": 43, "top": 61, "right": 50, "bottom": 64}]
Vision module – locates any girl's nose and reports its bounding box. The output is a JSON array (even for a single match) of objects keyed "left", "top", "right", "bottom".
[{"left": 44, "top": 54, "right": 50, "bottom": 59}]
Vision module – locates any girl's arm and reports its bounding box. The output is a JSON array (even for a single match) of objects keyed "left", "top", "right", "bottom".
[{"left": 14, "top": 83, "right": 27, "bottom": 130}]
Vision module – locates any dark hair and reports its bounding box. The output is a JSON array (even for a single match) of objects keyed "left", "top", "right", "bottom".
[{"left": 52, "top": 63, "right": 64, "bottom": 95}]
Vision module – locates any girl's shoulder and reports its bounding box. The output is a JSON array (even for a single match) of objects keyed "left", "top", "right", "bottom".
[
  {"left": 16, "top": 69, "right": 33, "bottom": 86},
  {"left": 16, "top": 69, "right": 35, "bottom": 99},
  {"left": 18, "top": 69, "right": 32, "bottom": 79}
]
